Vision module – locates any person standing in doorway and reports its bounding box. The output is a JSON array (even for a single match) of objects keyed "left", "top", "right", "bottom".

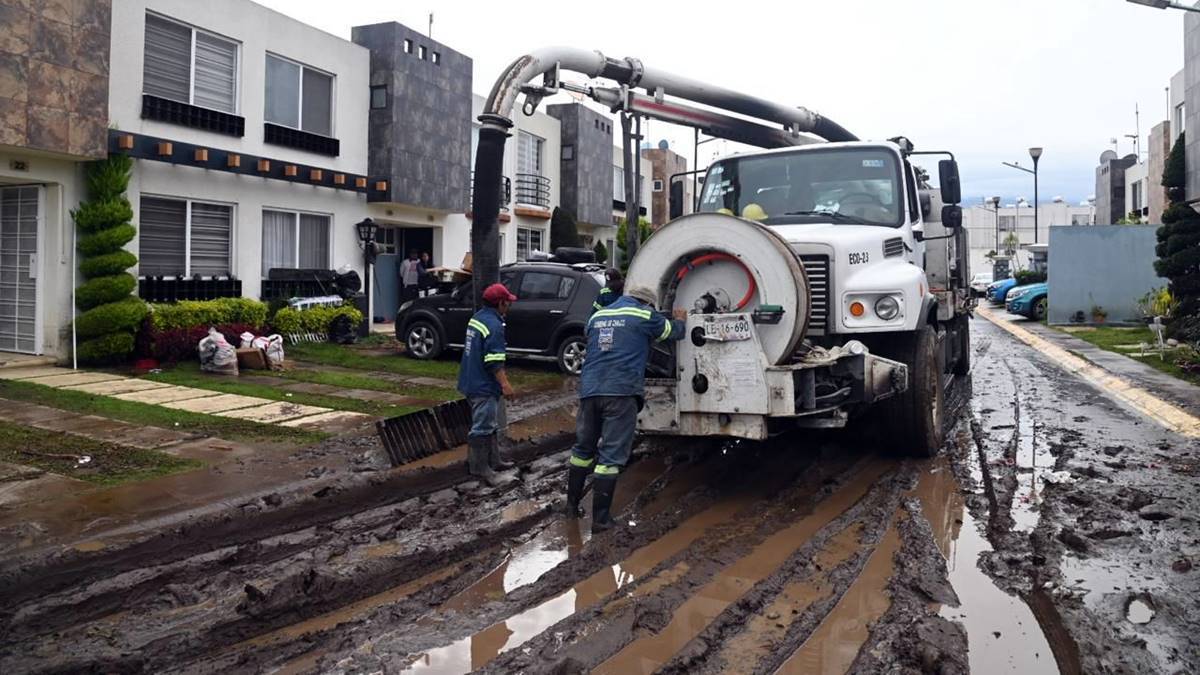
[
  {"left": 399, "top": 249, "right": 422, "bottom": 303},
  {"left": 566, "top": 286, "right": 686, "bottom": 532},
  {"left": 458, "top": 283, "right": 518, "bottom": 486}
]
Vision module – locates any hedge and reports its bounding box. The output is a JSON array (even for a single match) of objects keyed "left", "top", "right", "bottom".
[
  {"left": 72, "top": 198, "right": 133, "bottom": 234},
  {"left": 139, "top": 321, "right": 262, "bottom": 363},
  {"left": 77, "top": 332, "right": 136, "bottom": 365},
  {"left": 272, "top": 304, "right": 363, "bottom": 334},
  {"left": 80, "top": 250, "right": 139, "bottom": 279},
  {"left": 75, "top": 296, "right": 150, "bottom": 340},
  {"left": 149, "top": 297, "right": 269, "bottom": 331},
  {"left": 76, "top": 273, "right": 137, "bottom": 310},
  {"left": 78, "top": 223, "right": 136, "bottom": 257}
]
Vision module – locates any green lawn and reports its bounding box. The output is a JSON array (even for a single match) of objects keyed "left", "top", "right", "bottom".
[
  {"left": 1057, "top": 325, "right": 1200, "bottom": 386},
  {"left": 142, "top": 361, "right": 425, "bottom": 417},
  {"left": 0, "top": 379, "right": 326, "bottom": 445},
  {"left": 285, "top": 342, "right": 563, "bottom": 391},
  {"left": 0, "top": 420, "right": 202, "bottom": 486},
  {"left": 268, "top": 367, "right": 459, "bottom": 402}
]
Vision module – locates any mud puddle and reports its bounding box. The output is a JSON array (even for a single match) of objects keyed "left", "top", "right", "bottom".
[
  {"left": 1012, "top": 395, "right": 1054, "bottom": 534},
  {"left": 593, "top": 459, "right": 893, "bottom": 675}
]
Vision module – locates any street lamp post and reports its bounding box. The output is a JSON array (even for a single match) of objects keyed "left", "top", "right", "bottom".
[
  {"left": 355, "top": 218, "right": 378, "bottom": 337},
  {"left": 1029, "top": 147, "right": 1042, "bottom": 243},
  {"left": 990, "top": 196, "right": 1001, "bottom": 252}
]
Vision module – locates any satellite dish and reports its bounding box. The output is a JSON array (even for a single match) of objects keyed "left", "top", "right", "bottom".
[
  {"left": 1099, "top": 149, "right": 1118, "bottom": 164},
  {"left": 1053, "top": 196, "right": 1064, "bottom": 203},
  {"left": 658, "top": 139, "right": 669, "bottom": 150}
]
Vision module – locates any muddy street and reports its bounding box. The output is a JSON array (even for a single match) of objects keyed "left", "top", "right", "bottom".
[{"left": 1, "top": 316, "right": 1198, "bottom": 674}]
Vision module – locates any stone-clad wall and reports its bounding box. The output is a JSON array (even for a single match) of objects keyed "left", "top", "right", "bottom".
[
  {"left": 548, "top": 103, "right": 613, "bottom": 228},
  {"left": 0, "top": 0, "right": 111, "bottom": 159}
]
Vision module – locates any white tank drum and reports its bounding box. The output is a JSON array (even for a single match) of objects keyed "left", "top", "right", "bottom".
[{"left": 626, "top": 212, "right": 811, "bottom": 365}]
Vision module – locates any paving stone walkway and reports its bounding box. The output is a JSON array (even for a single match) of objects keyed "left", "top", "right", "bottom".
[{"left": 0, "top": 367, "right": 374, "bottom": 431}]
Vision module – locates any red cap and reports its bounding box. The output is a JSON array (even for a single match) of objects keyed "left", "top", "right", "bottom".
[{"left": 482, "top": 282, "right": 517, "bottom": 304}]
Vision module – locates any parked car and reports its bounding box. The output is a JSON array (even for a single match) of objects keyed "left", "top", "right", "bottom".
[
  {"left": 395, "top": 262, "right": 605, "bottom": 375},
  {"left": 986, "top": 277, "right": 1018, "bottom": 304},
  {"left": 1005, "top": 282, "right": 1049, "bottom": 320},
  {"left": 969, "top": 272, "right": 994, "bottom": 297}
]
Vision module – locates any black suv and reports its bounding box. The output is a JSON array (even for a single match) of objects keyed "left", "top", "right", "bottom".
[{"left": 395, "top": 262, "right": 605, "bottom": 375}]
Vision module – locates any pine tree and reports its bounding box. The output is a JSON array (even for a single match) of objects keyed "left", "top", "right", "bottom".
[
  {"left": 593, "top": 239, "right": 608, "bottom": 264},
  {"left": 1156, "top": 201, "right": 1200, "bottom": 342},
  {"left": 550, "top": 206, "right": 581, "bottom": 249},
  {"left": 1163, "top": 132, "right": 1185, "bottom": 198},
  {"left": 71, "top": 154, "right": 147, "bottom": 363}
]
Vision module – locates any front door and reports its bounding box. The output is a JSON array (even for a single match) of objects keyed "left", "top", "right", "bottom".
[{"left": 0, "top": 186, "right": 41, "bottom": 354}]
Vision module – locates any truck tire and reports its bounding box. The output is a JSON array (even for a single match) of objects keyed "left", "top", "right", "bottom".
[
  {"left": 880, "top": 324, "right": 944, "bottom": 457},
  {"left": 953, "top": 314, "right": 970, "bottom": 376}
]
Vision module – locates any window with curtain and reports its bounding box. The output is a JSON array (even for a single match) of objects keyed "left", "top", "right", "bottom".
[
  {"left": 138, "top": 196, "right": 231, "bottom": 277},
  {"left": 517, "top": 131, "right": 543, "bottom": 176},
  {"left": 261, "top": 209, "right": 331, "bottom": 276},
  {"left": 143, "top": 13, "right": 237, "bottom": 113},
  {"left": 516, "top": 227, "right": 543, "bottom": 262},
  {"left": 265, "top": 54, "right": 334, "bottom": 136}
]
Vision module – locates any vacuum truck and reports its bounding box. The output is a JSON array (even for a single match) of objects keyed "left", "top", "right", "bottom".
[{"left": 469, "top": 48, "right": 972, "bottom": 457}]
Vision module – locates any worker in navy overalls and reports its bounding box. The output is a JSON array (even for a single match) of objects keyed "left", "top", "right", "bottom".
[
  {"left": 567, "top": 285, "right": 686, "bottom": 531},
  {"left": 458, "top": 283, "right": 517, "bottom": 486},
  {"left": 591, "top": 268, "right": 624, "bottom": 314}
]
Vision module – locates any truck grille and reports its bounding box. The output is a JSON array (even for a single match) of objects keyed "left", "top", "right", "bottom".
[
  {"left": 883, "top": 237, "right": 904, "bottom": 258},
  {"left": 800, "top": 255, "right": 830, "bottom": 335}
]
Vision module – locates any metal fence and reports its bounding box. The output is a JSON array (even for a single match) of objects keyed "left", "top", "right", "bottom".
[{"left": 515, "top": 173, "right": 551, "bottom": 208}]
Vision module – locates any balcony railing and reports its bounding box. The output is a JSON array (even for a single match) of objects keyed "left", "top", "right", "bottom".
[
  {"left": 138, "top": 276, "right": 242, "bottom": 303},
  {"left": 469, "top": 171, "right": 511, "bottom": 211},
  {"left": 515, "top": 173, "right": 551, "bottom": 209}
]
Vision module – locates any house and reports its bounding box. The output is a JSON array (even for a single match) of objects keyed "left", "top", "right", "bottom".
[
  {"left": 641, "top": 142, "right": 692, "bottom": 228},
  {"left": 961, "top": 199, "right": 1095, "bottom": 275}
]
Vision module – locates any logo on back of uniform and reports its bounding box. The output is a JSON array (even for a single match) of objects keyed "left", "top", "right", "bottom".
[{"left": 599, "top": 327, "right": 614, "bottom": 351}]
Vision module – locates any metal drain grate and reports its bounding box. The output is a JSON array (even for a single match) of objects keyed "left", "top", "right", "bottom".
[{"left": 376, "top": 398, "right": 473, "bottom": 466}]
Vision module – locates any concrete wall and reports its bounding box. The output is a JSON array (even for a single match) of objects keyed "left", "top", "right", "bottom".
[
  {"left": 1047, "top": 225, "right": 1164, "bottom": 325},
  {"left": 352, "top": 22, "right": 471, "bottom": 212},
  {"left": 1148, "top": 120, "right": 1172, "bottom": 225},
  {"left": 0, "top": 0, "right": 111, "bottom": 159},
  {"left": 548, "top": 103, "right": 613, "bottom": 228}
]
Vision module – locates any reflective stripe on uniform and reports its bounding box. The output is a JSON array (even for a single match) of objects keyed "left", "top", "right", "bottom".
[
  {"left": 599, "top": 287, "right": 611, "bottom": 294},
  {"left": 468, "top": 318, "right": 491, "bottom": 338},
  {"left": 593, "top": 301, "right": 603, "bottom": 310},
  {"left": 594, "top": 464, "right": 620, "bottom": 475},
  {"left": 483, "top": 353, "right": 506, "bottom": 363},
  {"left": 658, "top": 319, "right": 673, "bottom": 341},
  {"left": 569, "top": 455, "right": 595, "bottom": 468}
]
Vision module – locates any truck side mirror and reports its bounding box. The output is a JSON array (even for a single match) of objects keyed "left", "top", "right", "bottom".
[
  {"left": 938, "top": 159, "right": 962, "bottom": 205},
  {"left": 669, "top": 181, "right": 684, "bottom": 220},
  {"left": 941, "top": 205, "right": 962, "bottom": 229}
]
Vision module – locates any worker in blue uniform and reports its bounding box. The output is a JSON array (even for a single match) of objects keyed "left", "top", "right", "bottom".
[
  {"left": 591, "top": 268, "right": 625, "bottom": 313},
  {"left": 458, "top": 283, "right": 517, "bottom": 486},
  {"left": 567, "top": 285, "right": 687, "bottom": 532}
]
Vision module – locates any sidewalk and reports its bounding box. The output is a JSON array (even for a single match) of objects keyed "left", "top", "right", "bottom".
[{"left": 977, "top": 307, "right": 1200, "bottom": 437}]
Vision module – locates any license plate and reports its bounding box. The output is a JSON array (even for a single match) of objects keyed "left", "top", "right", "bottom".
[{"left": 707, "top": 316, "right": 753, "bottom": 342}]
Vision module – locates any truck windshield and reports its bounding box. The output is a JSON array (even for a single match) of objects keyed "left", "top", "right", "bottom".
[{"left": 698, "top": 148, "right": 904, "bottom": 227}]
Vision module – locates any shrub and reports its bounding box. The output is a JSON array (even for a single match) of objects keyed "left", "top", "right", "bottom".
[
  {"left": 76, "top": 274, "right": 137, "bottom": 310},
  {"left": 77, "top": 332, "right": 136, "bottom": 365},
  {"left": 1163, "top": 132, "right": 1185, "bottom": 193},
  {"left": 140, "top": 322, "right": 262, "bottom": 363},
  {"left": 615, "top": 216, "right": 652, "bottom": 274},
  {"left": 550, "top": 206, "right": 581, "bottom": 249},
  {"left": 1156, "top": 202, "right": 1200, "bottom": 340},
  {"left": 149, "top": 297, "right": 269, "bottom": 331},
  {"left": 75, "top": 296, "right": 149, "bottom": 339},
  {"left": 72, "top": 198, "right": 133, "bottom": 234},
  {"left": 77, "top": 223, "right": 136, "bottom": 257},
  {"left": 80, "top": 250, "right": 139, "bottom": 279},
  {"left": 593, "top": 240, "right": 608, "bottom": 264},
  {"left": 271, "top": 304, "right": 363, "bottom": 335},
  {"left": 1013, "top": 270, "right": 1046, "bottom": 286}
]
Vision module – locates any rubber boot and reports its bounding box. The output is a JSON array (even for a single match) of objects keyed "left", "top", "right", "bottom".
[
  {"left": 488, "top": 434, "right": 515, "bottom": 471},
  {"left": 467, "top": 437, "right": 504, "bottom": 487},
  {"left": 565, "top": 464, "right": 589, "bottom": 518},
  {"left": 591, "top": 474, "right": 618, "bottom": 533}
]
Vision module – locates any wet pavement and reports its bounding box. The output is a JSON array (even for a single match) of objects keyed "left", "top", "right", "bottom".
[{"left": 2, "top": 316, "right": 1199, "bottom": 674}]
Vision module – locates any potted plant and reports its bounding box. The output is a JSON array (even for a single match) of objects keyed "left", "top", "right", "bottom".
[{"left": 1091, "top": 305, "right": 1108, "bottom": 324}]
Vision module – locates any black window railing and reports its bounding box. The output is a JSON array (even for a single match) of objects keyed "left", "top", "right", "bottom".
[
  {"left": 515, "top": 173, "right": 551, "bottom": 208},
  {"left": 263, "top": 122, "right": 340, "bottom": 157},
  {"left": 138, "top": 276, "right": 242, "bottom": 303},
  {"left": 141, "top": 95, "right": 245, "bottom": 137},
  {"left": 469, "top": 171, "right": 512, "bottom": 211}
]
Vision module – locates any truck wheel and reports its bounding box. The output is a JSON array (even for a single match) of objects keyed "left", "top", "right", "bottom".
[
  {"left": 881, "top": 325, "right": 944, "bottom": 458},
  {"left": 953, "top": 315, "right": 970, "bottom": 376}
]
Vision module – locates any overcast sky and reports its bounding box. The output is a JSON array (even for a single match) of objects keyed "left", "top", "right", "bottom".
[{"left": 257, "top": 0, "right": 1184, "bottom": 206}]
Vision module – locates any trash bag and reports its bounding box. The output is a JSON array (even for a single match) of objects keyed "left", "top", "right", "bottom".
[
  {"left": 329, "top": 314, "right": 358, "bottom": 345},
  {"left": 199, "top": 327, "right": 239, "bottom": 375},
  {"left": 254, "top": 334, "right": 286, "bottom": 369},
  {"left": 239, "top": 331, "right": 256, "bottom": 349}
]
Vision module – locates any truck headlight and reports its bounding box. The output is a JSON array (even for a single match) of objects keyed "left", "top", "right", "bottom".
[{"left": 874, "top": 295, "right": 901, "bottom": 321}]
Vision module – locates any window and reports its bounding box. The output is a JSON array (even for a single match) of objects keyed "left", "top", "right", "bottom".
[
  {"left": 265, "top": 54, "right": 333, "bottom": 136},
  {"left": 653, "top": 179, "right": 664, "bottom": 192},
  {"left": 418, "top": 45, "right": 427, "bottom": 60},
  {"left": 606, "top": 238, "right": 616, "bottom": 266},
  {"left": 561, "top": 145, "right": 574, "bottom": 161},
  {"left": 139, "top": 196, "right": 232, "bottom": 277},
  {"left": 517, "top": 131, "right": 544, "bottom": 176},
  {"left": 613, "top": 164, "right": 624, "bottom": 201},
  {"left": 143, "top": 13, "right": 238, "bottom": 113},
  {"left": 1131, "top": 180, "right": 1144, "bottom": 212},
  {"left": 1175, "top": 102, "right": 1186, "bottom": 137},
  {"left": 516, "top": 227, "right": 544, "bottom": 261},
  {"left": 261, "top": 209, "right": 331, "bottom": 274},
  {"left": 403, "top": 39, "right": 412, "bottom": 54},
  {"left": 518, "top": 272, "right": 565, "bottom": 300},
  {"left": 998, "top": 215, "right": 1015, "bottom": 231},
  {"left": 432, "top": 51, "right": 441, "bottom": 65},
  {"left": 370, "top": 85, "right": 387, "bottom": 109}
]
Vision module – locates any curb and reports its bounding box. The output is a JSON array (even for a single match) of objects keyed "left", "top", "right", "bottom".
[{"left": 977, "top": 306, "right": 1200, "bottom": 439}]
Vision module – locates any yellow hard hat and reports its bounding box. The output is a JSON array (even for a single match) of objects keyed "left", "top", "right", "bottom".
[
  {"left": 741, "top": 203, "right": 767, "bottom": 220},
  {"left": 716, "top": 208, "right": 734, "bottom": 216}
]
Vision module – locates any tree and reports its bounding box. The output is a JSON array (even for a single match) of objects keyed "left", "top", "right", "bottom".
[
  {"left": 71, "top": 154, "right": 147, "bottom": 363},
  {"left": 1163, "top": 132, "right": 1186, "bottom": 199},
  {"left": 593, "top": 239, "right": 609, "bottom": 264},
  {"left": 1156, "top": 202, "right": 1200, "bottom": 343},
  {"left": 616, "top": 216, "right": 652, "bottom": 274},
  {"left": 550, "top": 206, "right": 581, "bottom": 250},
  {"left": 1116, "top": 211, "right": 1144, "bottom": 225}
]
